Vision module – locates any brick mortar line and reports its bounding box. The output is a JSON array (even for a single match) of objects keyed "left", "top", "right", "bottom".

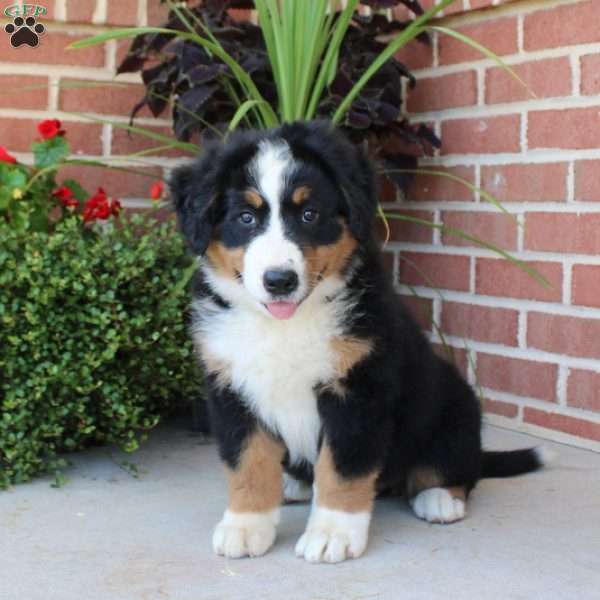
[
  {"left": 410, "top": 42, "right": 600, "bottom": 79},
  {"left": 21, "top": 21, "right": 139, "bottom": 34},
  {"left": 516, "top": 213, "right": 524, "bottom": 252},
  {"left": 396, "top": 284, "right": 600, "bottom": 323},
  {"left": 431, "top": 0, "right": 585, "bottom": 32},
  {"left": 571, "top": 53, "right": 582, "bottom": 97},
  {"left": 11, "top": 151, "right": 185, "bottom": 168},
  {"left": 519, "top": 111, "right": 527, "bottom": 154},
  {"left": 93, "top": 0, "right": 108, "bottom": 25},
  {"left": 137, "top": 0, "right": 147, "bottom": 27},
  {"left": 482, "top": 388, "right": 600, "bottom": 427},
  {"left": 0, "top": 109, "right": 172, "bottom": 127},
  {"left": 566, "top": 161, "right": 575, "bottom": 203},
  {"left": 484, "top": 415, "right": 600, "bottom": 453},
  {"left": 557, "top": 365, "right": 569, "bottom": 406},
  {"left": 516, "top": 12, "right": 524, "bottom": 53},
  {"left": 562, "top": 261, "right": 573, "bottom": 305},
  {"left": 430, "top": 332, "right": 600, "bottom": 375},
  {"left": 47, "top": 75, "right": 59, "bottom": 111},
  {"left": 122, "top": 198, "right": 155, "bottom": 209},
  {"left": 382, "top": 202, "right": 600, "bottom": 214},
  {"left": 467, "top": 344, "right": 477, "bottom": 388},
  {"left": 474, "top": 163, "right": 481, "bottom": 203},
  {"left": 105, "top": 39, "right": 117, "bottom": 72},
  {"left": 432, "top": 209, "right": 442, "bottom": 245},
  {"left": 0, "top": 64, "right": 142, "bottom": 84},
  {"left": 469, "top": 255, "right": 476, "bottom": 293},
  {"left": 409, "top": 95, "right": 600, "bottom": 122},
  {"left": 518, "top": 310, "right": 527, "bottom": 348},
  {"left": 54, "top": 0, "right": 66, "bottom": 21},
  {"left": 476, "top": 68, "right": 485, "bottom": 107},
  {"left": 101, "top": 123, "right": 111, "bottom": 157},
  {"left": 387, "top": 241, "right": 600, "bottom": 267},
  {"left": 419, "top": 149, "right": 600, "bottom": 166}
]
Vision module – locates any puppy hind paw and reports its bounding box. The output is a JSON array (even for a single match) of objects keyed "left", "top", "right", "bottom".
[{"left": 410, "top": 487, "right": 466, "bottom": 524}]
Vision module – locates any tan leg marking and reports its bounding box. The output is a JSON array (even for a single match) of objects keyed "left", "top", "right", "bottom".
[
  {"left": 406, "top": 466, "right": 444, "bottom": 498},
  {"left": 206, "top": 241, "right": 244, "bottom": 280},
  {"left": 244, "top": 189, "right": 264, "bottom": 209},
  {"left": 447, "top": 485, "right": 467, "bottom": 501},
  {"left": 304, "top": 224, "right": 358, "bottom": 287},
  {"left": 292, "top": 185, "right": 311, "bottom": 205},
  {"left": 227, "top": 430, "right": 285, "bottom": 513},
  {"left": 315, "top": 443, "right": 378, "bottom": 513}
]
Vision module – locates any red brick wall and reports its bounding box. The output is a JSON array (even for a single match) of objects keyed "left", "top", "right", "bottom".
[
  {"left": 0, "top": 0, "right": 176, "bottom": 207},
  {"left": 2, "top": 0, "right": 599, "bottom": 451},
  {"left": 389, "top": 0, "right": 600, "bottom": 452}
]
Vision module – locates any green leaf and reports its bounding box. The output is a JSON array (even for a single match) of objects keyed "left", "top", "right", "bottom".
[
  {"left": 0, "top": 168, "right": 27, "bottom": 191},
  {"left": 0, "top": 187, "right": 11, "bottom": 210},
  {"left": 332, "top": 0, "right": 456, "bottom": 124},
  {"left": 228, "top": 100, "right": 268, "bottom": 133},
  {"left": 69, "top": 27, "right": 278, "bottom": 128},
  {"left": 32, "top": 136, "right": 71, "bottom": 169}
]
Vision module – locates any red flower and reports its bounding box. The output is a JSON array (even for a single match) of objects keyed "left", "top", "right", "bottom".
[
  {"left": 52, "top": 186, "right": 78, "bottom": 208},
  {"left": 110, "top": 199, "right": 122, "bottom": 217},
  {"left": 150, "top": 181, "right": 164, "bottom": 201},
  {"left": 82, "top": 188, "right": 121, "bottom": 222},
  {"left": 83, "top": 188, "right": 109, "bottom": 222},
  {"left": 0, "top": 146, "right": 17, "bottom": 164},
  {"left": 38, "top": 119, "right": 65, "bottom": 140}
]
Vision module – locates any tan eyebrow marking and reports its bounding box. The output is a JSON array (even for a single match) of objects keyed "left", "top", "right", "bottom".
[
  {"left": 244, "top": 189, "right": 264, "bottom": 209},
  {"left": 292, "top": 186, "right": 311, "bottom": 205}
]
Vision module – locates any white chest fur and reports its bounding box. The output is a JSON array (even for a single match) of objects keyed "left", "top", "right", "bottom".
[{"left": 194, "top": 291, "right": 346, "bottom": 465}]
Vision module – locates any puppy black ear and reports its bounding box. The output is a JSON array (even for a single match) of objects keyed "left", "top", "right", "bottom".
[
  {"left": 282, "top": 121, "right": 378, "bottom": 242},
  {"left": 339, "top": 144, "right": 378, "bottom": 243},
  {"left": 169, "top": 145, "right": 220, "bottom": 255}
]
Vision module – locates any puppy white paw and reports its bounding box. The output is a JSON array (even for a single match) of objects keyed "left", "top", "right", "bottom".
[
  {"left": 213, "top": 509, "right": 279, "bottom": 558},
  {"left": 283, "top": 473, "right": 312, "bottom": 504},
  {"left": 410, "top": 487, "right": 466, "bottom": 524},
  {"left": 295, "top": 507, "right": 371, "bottom": 563}
]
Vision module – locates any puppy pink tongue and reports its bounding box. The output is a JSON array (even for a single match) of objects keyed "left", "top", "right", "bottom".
[{"left": 266, "top": 301, "right": 298, "bottom": 320}]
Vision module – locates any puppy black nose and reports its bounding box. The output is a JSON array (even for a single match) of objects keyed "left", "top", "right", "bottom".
[{"left": 263, "top": 269, "right": 299, "bottom": 295}]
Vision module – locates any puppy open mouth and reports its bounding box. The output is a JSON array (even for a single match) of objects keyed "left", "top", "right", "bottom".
[{"left": 264, "top": 301, "right": 299, "bottom": 320}]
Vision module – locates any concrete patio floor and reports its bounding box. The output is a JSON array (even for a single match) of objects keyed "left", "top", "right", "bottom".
[{"left": 2, "top": 422, "right": 599, "bottom": 600}]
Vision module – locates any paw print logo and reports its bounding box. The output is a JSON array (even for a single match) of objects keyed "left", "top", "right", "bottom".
[{"left": 4, "top": 16, "right": 45, "bottom": 48}]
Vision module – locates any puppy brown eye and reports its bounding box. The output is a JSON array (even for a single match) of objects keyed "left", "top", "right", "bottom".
[
  {"left": 302, "top": 208, "right": 319, "bottom": 223},
  {"left": 239, "top": 211, "right": 256, "bottom": 226}
]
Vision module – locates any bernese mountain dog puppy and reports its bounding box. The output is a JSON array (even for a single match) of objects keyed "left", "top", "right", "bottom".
[{"left": 170, "top": 120, "right": 549, "bottom": 564}]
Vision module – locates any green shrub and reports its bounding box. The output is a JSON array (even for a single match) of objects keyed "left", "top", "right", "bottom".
[{"left": 0, "top": 214, "right": 200, "bottom": 489}]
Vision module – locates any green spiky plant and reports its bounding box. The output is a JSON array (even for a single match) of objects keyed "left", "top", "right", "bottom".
[
  {"left": 66, "top": 0, "right": 547, "bottom": 388},
  {"left": 68, "top": 0, "right": 540, "bottom": 279}
]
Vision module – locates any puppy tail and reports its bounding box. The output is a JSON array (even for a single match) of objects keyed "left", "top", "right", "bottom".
[{"left": 481, "top": 447, "right": 557, "bottom": 479}]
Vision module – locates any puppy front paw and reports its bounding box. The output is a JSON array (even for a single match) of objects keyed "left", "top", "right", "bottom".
[
  {"left": 295, "top": 507, "right": 371, "bottom": 563},
  {"left": 213, "top": 509, "right": 279, "bottom": 558}
]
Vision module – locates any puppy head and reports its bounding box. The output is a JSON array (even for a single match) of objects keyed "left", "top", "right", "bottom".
[{"left": 170, "top": 121, "right": 376, "bottom": 320}]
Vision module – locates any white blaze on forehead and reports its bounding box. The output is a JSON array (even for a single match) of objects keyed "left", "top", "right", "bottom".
[
  {"left": 249, "top": 139, "right": 295, "bottom": 213},
  {"left": 244, "top": 139, "right": 307, "bottom": 305}
]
